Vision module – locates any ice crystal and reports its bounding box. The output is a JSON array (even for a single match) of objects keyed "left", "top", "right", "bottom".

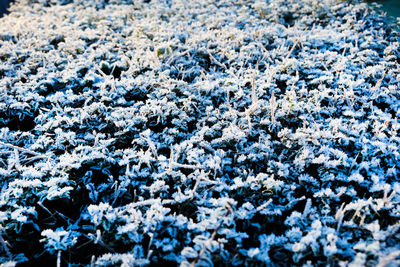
[{"left": 0, "top": 0, "right": 399, "bottom": 266}]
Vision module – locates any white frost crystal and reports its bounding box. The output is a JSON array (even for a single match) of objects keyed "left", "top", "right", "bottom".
[{"left": 0, "top": 0, "right": 400, "bottom": 266}]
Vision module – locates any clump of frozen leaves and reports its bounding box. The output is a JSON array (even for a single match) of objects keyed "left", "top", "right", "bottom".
[{"left": 1, "top": 0, "right": 400, "bottom": 266}]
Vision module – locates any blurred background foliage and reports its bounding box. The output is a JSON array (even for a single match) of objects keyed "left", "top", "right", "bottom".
[
  {"left": 1, "top": 1, "right": 400, "bottom": 19},
  {"left": 365, "top": 0, "right": 400, "bottom": 20}
]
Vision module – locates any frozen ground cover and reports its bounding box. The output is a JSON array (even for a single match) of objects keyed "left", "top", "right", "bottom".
[{"left": 0, "top": 0, "right": 400, "bottom": 266}]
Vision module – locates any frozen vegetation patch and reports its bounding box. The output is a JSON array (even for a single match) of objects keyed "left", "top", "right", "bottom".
[{"left": 0, "top": 0, "right": 400, "bottom": 265}]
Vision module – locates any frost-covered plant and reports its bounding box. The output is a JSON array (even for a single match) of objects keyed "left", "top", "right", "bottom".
[
  {"left": 41, "top": 228, "right": 80, "bottom": 254},
  {"left": 0, "top": 0, "right": 400, "bottom": 266}
]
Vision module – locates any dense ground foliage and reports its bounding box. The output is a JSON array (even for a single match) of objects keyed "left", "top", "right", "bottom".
[{"left": 0, "top": 0, "right": 400, "bottom": 266}]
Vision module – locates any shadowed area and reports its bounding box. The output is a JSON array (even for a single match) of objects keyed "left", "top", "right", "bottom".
[
  {"left": 0, "top": 0, "right": 12, "bottom": 17},
  {"left": 366, "top": 0, "right": 400, "bottom": 19}
]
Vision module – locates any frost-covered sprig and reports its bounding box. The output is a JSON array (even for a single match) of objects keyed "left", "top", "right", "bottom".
[{"left": 1, "top": 0, "right": 400, "bottom": 266}]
